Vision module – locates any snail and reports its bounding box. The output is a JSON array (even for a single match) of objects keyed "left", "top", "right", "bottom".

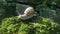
[{"left": 18, "top": 7, "right": 35, "bottom": 20}]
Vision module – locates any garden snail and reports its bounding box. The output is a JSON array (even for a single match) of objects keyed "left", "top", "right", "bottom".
[{"left": 18, "top": 7, "right": 35, "bottom": 20}]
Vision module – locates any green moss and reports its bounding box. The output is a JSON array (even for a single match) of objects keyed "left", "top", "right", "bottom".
[{"left": 0, "top": 16, "right": 60, "bottom": 34}]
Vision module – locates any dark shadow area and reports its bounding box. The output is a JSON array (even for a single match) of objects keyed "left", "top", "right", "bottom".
[{"left": 20, "top": 16, "right": 43, "bottom": 24}]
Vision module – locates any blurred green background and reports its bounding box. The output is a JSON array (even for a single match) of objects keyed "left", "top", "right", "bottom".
[{"left": 0, "top": 0, "right": 60, "bottom": 34}]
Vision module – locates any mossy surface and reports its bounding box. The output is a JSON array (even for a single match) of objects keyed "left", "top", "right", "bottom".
[{"left": 0, "top": 16, "right": 60, "bottom": 34}]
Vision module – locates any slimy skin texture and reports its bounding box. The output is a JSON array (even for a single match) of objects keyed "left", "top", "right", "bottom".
[{"left": 18, "top": 7, "right": 35, "bottom": 20}]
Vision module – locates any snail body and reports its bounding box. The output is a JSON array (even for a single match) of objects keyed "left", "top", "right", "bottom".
[{"left": 18, "top": 7, "right": 35, "bottom": 20}]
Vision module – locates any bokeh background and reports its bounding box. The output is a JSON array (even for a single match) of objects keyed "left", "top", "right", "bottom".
[{"left": 0, "top": 0, "right": 60, "bottom": 34}]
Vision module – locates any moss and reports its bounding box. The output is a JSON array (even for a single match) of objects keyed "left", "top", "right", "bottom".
[{"left": 0, "top": 16, "right": 60, "bottom": 34}]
